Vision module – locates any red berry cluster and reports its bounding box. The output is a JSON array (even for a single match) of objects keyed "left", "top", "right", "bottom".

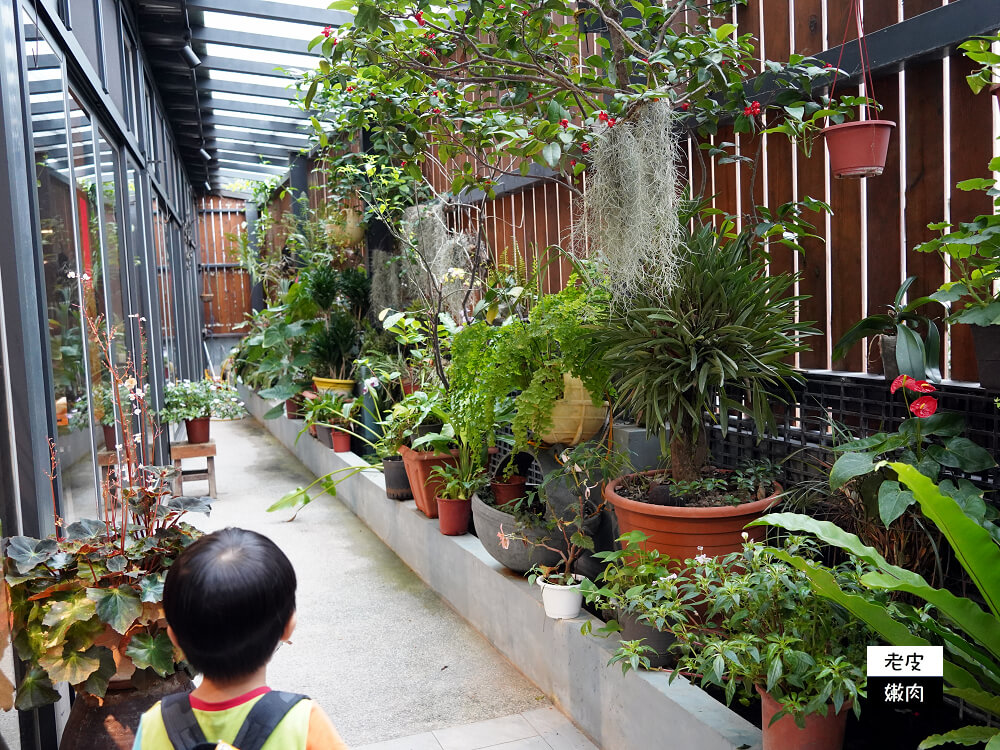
[
  {"left": 743, "top": 100, "right": 761, "bottom": 117},
  {"left": 680, "top": 102, "right": 690, "bottom": 111},
  {"left": 415, "top": 10, "right": 425, "bottom": 26},
  {"left": 559, "top": 118, "right": 569, "bottom": 128},
  {"left": 581, "top": 143, "right": 591, "bottom": 154}
]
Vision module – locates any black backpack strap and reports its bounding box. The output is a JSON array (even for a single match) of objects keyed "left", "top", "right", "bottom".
[
  {"left": 161, "top": 693, "right": 210, "bottom": 750},
  {"left": 230, "top": 691, "right": 308, "bottom": 750}
]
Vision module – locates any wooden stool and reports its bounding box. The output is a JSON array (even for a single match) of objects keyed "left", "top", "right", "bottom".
[
  {"left": 170, "top": 440, "right": 218, "bottom": 498},
  {"left": 96, "top": 449, "right": 116, "bottom": 487}
]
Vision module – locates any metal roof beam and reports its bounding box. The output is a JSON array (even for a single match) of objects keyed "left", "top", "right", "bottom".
[
  {"left": 198, "top": 55, "right": 304, "bottom": 78},
  {"left": 203, "top": 138, "right": 300, "bottom": 159},
  {"left": 197, "top": 78, "right": 295, "bottom": 101},
  {"left": 202, "top": 112, "right": 309, "bottom": 134},
  {"left": 203, "top": 124, "right": 311, "bottom": 149},
  {"left": 203, "top": 98, "right": 309, "bottom": 120},
  {"left": 213, "top": 150, "right": 289, "bottom": 166},
  {"left": 191, "top": 26, "right": 321, "bottom": 57},
  {"left": 213, "top": 160, "right": 288, "bottom": 175},
  {"left": 186, "top": 0, "right": 351, "bottom": 26}
]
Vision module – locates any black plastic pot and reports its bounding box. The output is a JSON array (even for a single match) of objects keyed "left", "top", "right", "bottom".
[
  {"left": 617, "top": 610, "right": 676, "bottom": 669},
  {"left": 383, "top": 455, "right": 413, "bottom": 500},
  {"left": 973, "top": 325, "right": 1000, "bottom": 390}
]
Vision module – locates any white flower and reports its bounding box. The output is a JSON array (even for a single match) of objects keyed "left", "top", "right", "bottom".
[
  {"left": 365, "top": 376, "right": 380, "bottom": 391},
  {"left": 81, "top": 273, "right": 91, "bottom": 281},
  {"left": 128, "top": 313, "right": 140, "bottom": 319},
  {"left": 658, "top": 573, "right": 678, "bottom": 583},
  {"left": 133, "top": 434, "right": 142, "bottom": 443},
  {"left": 66, "top": 271, "right": 77, "bottom": 279},
  {"left": 741, "top": 531, "right": 749, "bottom": 541},
  {"left": 694, "top": 553, "right": 712, "bottom": 565}
]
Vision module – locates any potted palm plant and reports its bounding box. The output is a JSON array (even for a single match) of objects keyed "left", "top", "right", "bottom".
[
  {"left": 598, "top": 219, "right": 810, "bottom": 559},
  {"left": 310, "top": 307, "right": 359, "bottom": 397}
]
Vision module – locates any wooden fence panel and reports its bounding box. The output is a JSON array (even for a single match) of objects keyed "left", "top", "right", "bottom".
[{"left": 197, "top": 196, "right": 251, "bottom": 336}]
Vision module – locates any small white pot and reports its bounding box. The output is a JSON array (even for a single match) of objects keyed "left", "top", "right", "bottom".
[{"left": 537, "top": 575, "right": 584, "bottom": 619}]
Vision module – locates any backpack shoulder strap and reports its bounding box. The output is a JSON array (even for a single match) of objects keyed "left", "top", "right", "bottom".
[
  {"left": 161, "top": 693, "right": 210, "bottom": 750},
  {"left": 230, "top": 691, "right": 308, "bottom": 750}
]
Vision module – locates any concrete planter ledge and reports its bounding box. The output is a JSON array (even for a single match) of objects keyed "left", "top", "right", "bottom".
[{"left": 241, "top": 386, "right": 762, "bottom": 750}]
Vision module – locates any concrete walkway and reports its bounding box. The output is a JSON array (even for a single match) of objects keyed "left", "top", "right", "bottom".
[{"left": 191, "top": 418, "right": 594, "bottom": 748}]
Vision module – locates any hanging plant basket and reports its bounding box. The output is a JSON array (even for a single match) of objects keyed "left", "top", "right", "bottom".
[{"left": 822, "top": 120, "right": 895, "bottom": 178}]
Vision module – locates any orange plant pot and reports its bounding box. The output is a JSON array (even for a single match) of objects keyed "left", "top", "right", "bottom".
[
  {"left": 399, "top": 445, "right": 457, "bottom": 519},
  {"left": 604, "top": 470, "right": 781, "bottom": 562},
  {"left": 756, "top": 687, "right": 850, "bottom": 750},
  {"left": 331, "top": 428, "right": 352, "bottom": 453},
  {"left": 437, "top": 496, "right": 472, "bottom": 535}
]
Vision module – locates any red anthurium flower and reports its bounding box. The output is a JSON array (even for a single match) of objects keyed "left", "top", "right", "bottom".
[
  {"left": 909, "top": 396, "right": 938, "bottom": 418},
  {"left": 890, "top": 375, "right": 937, "bottom": 395}
]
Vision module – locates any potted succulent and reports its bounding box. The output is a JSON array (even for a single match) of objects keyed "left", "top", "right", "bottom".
[
  {"left": 832, "top": 276, "right": 942, "bottom": 381},
  {"left": 579, "top": 531, "right": 679, "bottom": 669},
  {"left": 310, "top": 308, "right": 359, "bottom": 396},
  {"left": 669, "top": 538, "right": 872, "bottom": 750},
  {"left": 598, "top": 220, "right": 808, "bottom": 558},
  {"left": 5, "top": 303, "right": 211, "bottom": 749}
]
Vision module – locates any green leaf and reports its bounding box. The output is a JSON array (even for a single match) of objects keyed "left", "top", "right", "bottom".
[
  {"left": 64, "top": 519, "right": 105, "bottom": 541},
  {"left": 14, "top": 667, "right": 60, "bottom": 710},
  {"left": 877, "top": 480, "right": 915, "bottom": 526},
  {"left": 80, "top": 646, "right": 117, "bottom": 698},
  {"left": 86, "top": 586, "right": 143, "bottom": 635},
  {"left": 6, "top": 536, "right": 57, "bottom": 574},
  {"left": 918, "top": 726, "right": 1000, "bottom": 749},
  {"left": 267, "top": 487, "right": 311, "bottom": 513},
  {"left": 39, "top": 645, "right": 102, "bottom": 685},
  {"left": 139, "top": 573, "right": 166, "bottom": 603},
  {"left": 125, "top": 632, "right": 176, "bottom": 677},
  {"left": 541, "top": 142, "right": 561, "bottom": 168},
  {"left": 715, "top": 23, "right": 737, "bottom": 40},
  {"left": 829, "top": 452, "right": 874, "bottom": 491},
  {"left": 940, "top": 437, "right": 997, "bottom": 473},
  {"left": 42, "top": 595, "right": 97, "bottom": 647},
  {"left": 894, "top": 324, "right": 927, "bottom": 380}
]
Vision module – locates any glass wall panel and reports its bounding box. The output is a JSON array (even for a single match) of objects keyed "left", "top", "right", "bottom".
[
  {"left": 69, "top": 0, "right": 101, "bottom": 75},
  {"left": 25, "top": 14, "right": 101, "bottom": 522},
  {"left": 151, "top": 194, "right": 177, "bottom": 380},
  {"left": 95, "top": 129, "right": 127, "bottom": 367},
  {"left": 100, "top": 0, "right": 124, "bottom": 114}
]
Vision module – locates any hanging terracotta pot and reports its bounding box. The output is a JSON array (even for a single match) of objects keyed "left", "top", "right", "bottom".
[
  {"left": 331, "top": 427, "right": 352, "bottom": 453},
  {"left": 184, "top": 416, "right": 210, "bottom": 444},
  {"left": 437, "top": 496, "right": 472, "bottom": 535},
  {"left": 756, "top": 686, "right": 851, "bottom": 750},
  {"left": 59, "top": 672, "right": 194, "bottom": 750},
  {"left": 822, "top": 120, "right": 895, "bottom": 178}
]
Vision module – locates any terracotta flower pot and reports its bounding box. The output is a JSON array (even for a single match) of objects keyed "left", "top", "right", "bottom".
[
  {"left": 401, "top": 379, "right": 417, "bottom": 395},
  {"left": 437, "top": 496, "right": 472, "bottom": 535},
  {"left": 285, "top": 394, "right": 306, "bottom": 420},
  {"left": 756, "top": 686, "right": 850, "bottom": 750},
  {"left": 604, "top": 470, "right": 781, "bottom": 562},
  {"left": 59, "top": 672, "right": 193, "bottom": 750},
  {"left": 491, "top": 475, "right": 527, "bottom": 509},
  {"left": 184, "top": 416, "right": 210, "bottom": 444},
  {"left": 399, "top": 445, "right": 458, "bottom": 518},
  {"left": 103, "top": 424, "right": 117, "bottom": 451},
  {"left": 822, "top": 119, "right": 895, "bottom": 178},
  {"left": 331, "top": 427, "right": 352, "bottom": 453},
  {"left": 316, "top": 424, "right": 335, "bottom": 449},
  {"left": 383, "top": 455, "right": 413, "bottom": 500}
]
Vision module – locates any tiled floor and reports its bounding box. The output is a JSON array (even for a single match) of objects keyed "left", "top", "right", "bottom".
[{"left": 354, "top": 708, "right": 600, "bottom": 750}]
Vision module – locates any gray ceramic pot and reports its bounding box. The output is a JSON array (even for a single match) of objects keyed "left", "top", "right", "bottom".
[{"left": 471, "top": 494, "right": 565, "bottom": 574}]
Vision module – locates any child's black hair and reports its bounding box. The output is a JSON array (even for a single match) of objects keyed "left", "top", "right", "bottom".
[{"left": 163, "top": 527, "right": 296, "bottom": 682}]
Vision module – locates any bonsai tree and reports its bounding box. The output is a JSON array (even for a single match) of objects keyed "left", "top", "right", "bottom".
[{"left": 598, "top": 217, "right": 812, "bottom": 481}]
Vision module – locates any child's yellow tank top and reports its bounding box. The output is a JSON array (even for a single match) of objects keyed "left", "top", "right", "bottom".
[{"left": 135, "top": 687, "right": 312, "bottom": 750}]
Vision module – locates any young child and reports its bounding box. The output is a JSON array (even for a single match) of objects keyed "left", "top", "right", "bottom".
[{"left": 133, "top": 527, "right": 348, "bottom": 750}]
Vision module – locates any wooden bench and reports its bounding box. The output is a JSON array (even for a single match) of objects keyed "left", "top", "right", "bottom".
[{"left": 170, "top": 440, "right": 218, "bottom": 498}]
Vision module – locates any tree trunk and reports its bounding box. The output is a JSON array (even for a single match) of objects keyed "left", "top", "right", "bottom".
[{"left": 669, "top": 427, "right": 707, "bottom": 482}]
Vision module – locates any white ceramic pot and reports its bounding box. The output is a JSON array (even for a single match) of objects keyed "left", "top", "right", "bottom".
[{"left": 537, "top": 575, "right": 584, "bottom": 619}]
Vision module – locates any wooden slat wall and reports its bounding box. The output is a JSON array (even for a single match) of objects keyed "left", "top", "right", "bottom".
[
  {"left": 203, "top": 0, "right": 997, "bottom": 384},
  {"left": 196, "top": 196, "right": 251, "bottom": 336}
]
